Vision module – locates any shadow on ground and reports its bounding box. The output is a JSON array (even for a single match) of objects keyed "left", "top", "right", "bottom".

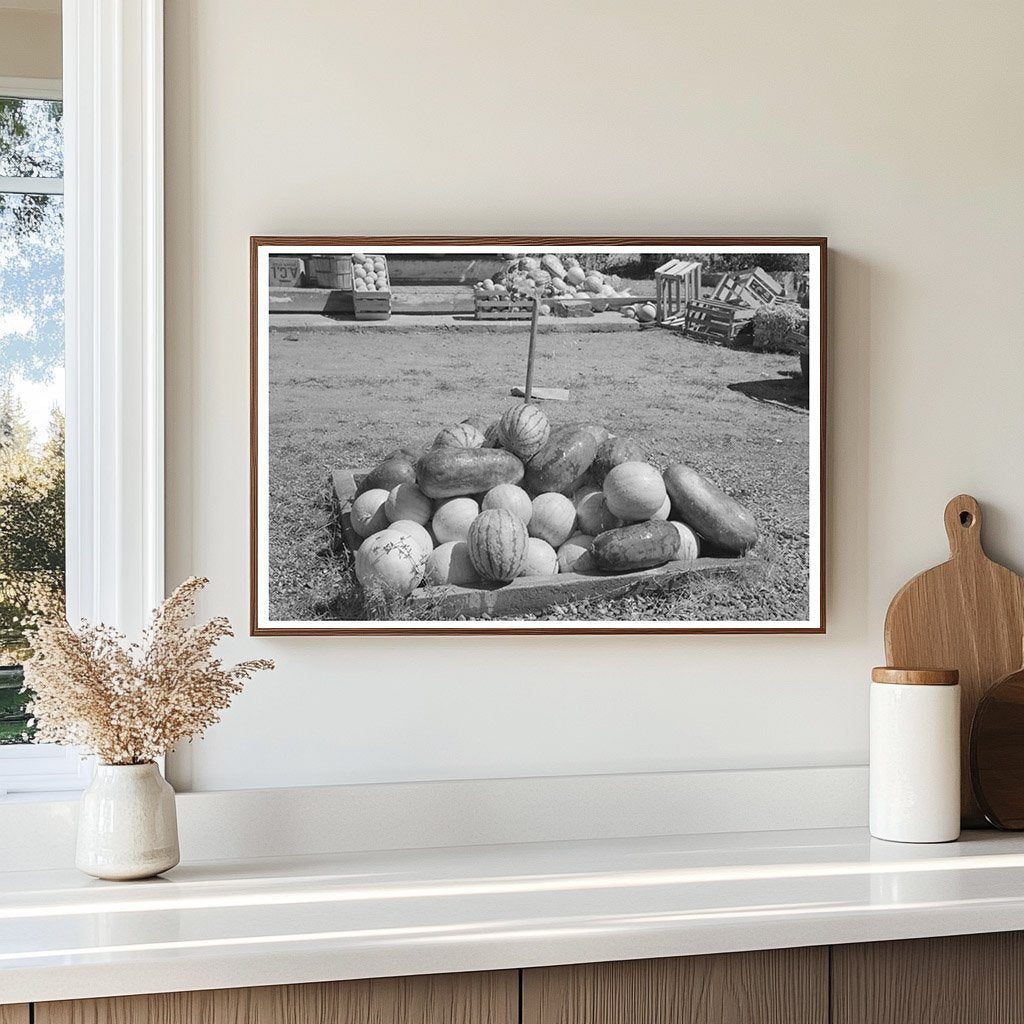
[{"left": 727, "top": 372, "right": 809, "bottom": 411}]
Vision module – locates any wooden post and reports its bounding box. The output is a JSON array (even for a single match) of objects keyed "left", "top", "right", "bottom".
[{"left": 524, "top": 295, "right": 540, "bottom": 404}]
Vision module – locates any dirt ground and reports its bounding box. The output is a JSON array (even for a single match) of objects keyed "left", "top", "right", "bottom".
[{"left": 267, "top": 322, "right": 811, "bottom": 623}]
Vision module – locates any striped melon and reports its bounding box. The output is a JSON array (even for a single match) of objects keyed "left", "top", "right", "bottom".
[
  {"left": 520, "top": 537, "right": 559, "bottom": 577},
  {"left": 528, "top": 492, "right": 577, "bottom": 548},
  {"left": 498, "top": 403, "right": 550, "bottom": 460},
  {"left": 604, "top": 462, "right": 669, "bottom": 522},
  {"left": 432, "top": 421, "right": 486, "bottom": 449},
  {"left": 565, "top": 266, "right": 585, "bottom": 286},
  {"left": 468, "top": 508, "right": 529, "bottom": 582},
  {"left": 482, "top": 483, "right": 533, "bottom": 524},
  {"left": 482, "top": 420, "right": 502, "bottom": 448},
  {"left": 432, "top": 497, "right": 479, "bottom": 543}
]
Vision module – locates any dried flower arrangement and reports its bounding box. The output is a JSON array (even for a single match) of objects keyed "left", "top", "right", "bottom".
[{"left": 23, "top": 577, "right": 273, "bottom": 765}]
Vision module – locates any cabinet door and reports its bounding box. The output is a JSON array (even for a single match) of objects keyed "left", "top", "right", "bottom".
[
  {"left": 832, "top": 932, "right": 1024, "bottom": 1024},
  {"left": 0, "top": 1007, "right": 29, "bottom": 1024},
  {"left": 523, "top": 949, "right": 828, "bottom": 1024},
  {"left": 36, "top": 971, "right": 517, "bottom": 1024}
]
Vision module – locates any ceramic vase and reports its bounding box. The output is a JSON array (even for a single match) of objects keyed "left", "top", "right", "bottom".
[{"left": 76, "top": 762, "right": 180, "bottom": 880}]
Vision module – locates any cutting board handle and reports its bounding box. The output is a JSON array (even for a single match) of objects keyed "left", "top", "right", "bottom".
[{"left": 944, "top": 494, "right": 983, "bottom": 558}]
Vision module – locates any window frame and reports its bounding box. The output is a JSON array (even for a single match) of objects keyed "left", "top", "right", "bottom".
[{"left": 0, "top": 0, "right": 165, "bottom": 797}]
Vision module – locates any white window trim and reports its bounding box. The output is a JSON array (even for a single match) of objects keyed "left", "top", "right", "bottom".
[{"left": 0, "top": 2, "right": 165, "bottom": 797}]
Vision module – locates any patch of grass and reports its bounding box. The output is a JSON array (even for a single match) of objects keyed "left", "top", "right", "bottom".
[{"left": 266, "top": 327, "right": 811, "bottom": 623}]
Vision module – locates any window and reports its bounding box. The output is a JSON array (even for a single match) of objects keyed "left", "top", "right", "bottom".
[{"left": 0, "top": 79, "right": 83, "bottom": 795}]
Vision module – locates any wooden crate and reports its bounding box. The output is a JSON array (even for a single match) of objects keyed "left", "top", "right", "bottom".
[
  {"left": 328, "top": 470, "right": 755, "bottom": 619},
  {"left": 655, "top": 259, "right": 702, "bottom": 324},
  {"left": 681, "top": 299, "right": 740, "bottom": 345},
  {"left": 352, "top": 253, "right": 392, "bottom": 320},
  {"left": 474, "top": 296, "right": 535, "bottom": 320},
  {"left": 710, "top": 266, "right": 783, "bottom": 309}
]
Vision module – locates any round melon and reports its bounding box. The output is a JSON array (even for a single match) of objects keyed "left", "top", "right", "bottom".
[
  {"left": 669, "top": 521, "right": 700, "bottom": 562},
  {"left": 529, "top": 492, "right": 577, "bottom": 548},
  {"left": 350, "top": 251, "right": 367, "bottom": 263},
  {"left": 482, "top": 483, "right": 533, "bottom": 524},
  {"left": 520, "top": 537, "right": 558, "bottom": 577},
  {"left": 652, "top": 495, "right": 672, "bottom": 521},
  {"left": 583, "top": 275, "right": 605, "bottom": 294},
  {"left": 565, "top": 266, "right": 585, "bottom": 286},
  {"left": 385, "top": 482, "right": 432, "bottom": 526},
  {"left": 591, "top": 437, "right": 645, "bottom": 485},
  {"left": 354, "top": 528, "right": 426, "bottom": 596},
  {"left": 557, "top": 533, "right": 594, "bottom": 573},
  {"left": 604, "top": 462, "right": 669, "bottom": 522},
  {"left": 498, "top": 403, "right": 550, "bottom": 460},
  {"left": 576, "top": 490, "right": 623, "bottom": 536},
  {"left": 467, "top": 508, "right": 529, "bottom": 582},
  {"left": 432, "top": 497, "right": 480, "bottom": 543},
  {"left": 424, "top": 541, "right": 480, "bottom": 586},
  {"left": 637, "top": 302, "right": 657, "bottom": 323},
  {"left": 432, "top": 421, "right": 486, "bottom": 449},
  {"left": 388, "top": 519, "right": 433, "bottom": 560},
  {"left": 350, "top": 488, "right": 390, "bottom": 537}
]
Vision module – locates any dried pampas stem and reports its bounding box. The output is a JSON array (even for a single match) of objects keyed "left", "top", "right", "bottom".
[{"left": 23, "top": 577, "right": 274, "bottom": 765}]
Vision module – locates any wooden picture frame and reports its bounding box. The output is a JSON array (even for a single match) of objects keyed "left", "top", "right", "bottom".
[{"left": 251, "top": 237, "right": 827, "bottom": 635}]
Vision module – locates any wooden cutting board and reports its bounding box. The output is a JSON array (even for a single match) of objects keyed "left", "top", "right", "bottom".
[{"left": 884, "top": 494, "right": 1024, "bottom": 826}]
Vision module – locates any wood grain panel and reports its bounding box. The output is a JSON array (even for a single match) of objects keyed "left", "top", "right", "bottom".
[
  {"left": 36, "top": 970, "right": 518, "bottom": 1024},
  {"left": 832, "top": 933, "right": 1024, "bottom": 1024},
  {"left": 522, "top": 949, "right": 828, "bottom": 1024},
  {"left": 0, "top": 1007, "right": 30, "bottom": 1024}
]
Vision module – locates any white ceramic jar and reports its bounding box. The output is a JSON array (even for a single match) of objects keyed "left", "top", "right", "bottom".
[
  {"left": 76, "top": 762, "right": 180, "bottom": 880},
  {"left": 870, "top": 667, "right": 961, "bottom": 843}
]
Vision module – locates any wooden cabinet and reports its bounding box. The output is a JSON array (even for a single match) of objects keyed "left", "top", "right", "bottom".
[
  {"left": 15, "top": 933, "right": 1024, "bottom": 1024},
  {"left": 34, "top": 971, "right": 518, "bottom": 1024},
  {"left": 522, "top": 948, "right": 828, "bottom": 1024},
  {"left": 831, "top": 932, "right": 1024, "bottom": 1024}
]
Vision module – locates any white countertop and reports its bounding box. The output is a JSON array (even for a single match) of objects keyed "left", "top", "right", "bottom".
[{"left": 4, "top": 826, "right": 1024, "bottom": 1004}]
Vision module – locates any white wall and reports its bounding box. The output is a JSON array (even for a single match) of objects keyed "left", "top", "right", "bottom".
[{"left": 164, "top": 0, "right": 1024, "bottom": 791}]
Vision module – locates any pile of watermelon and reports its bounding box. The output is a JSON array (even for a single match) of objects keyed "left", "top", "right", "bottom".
[
  {"left": 344, "top": 404, "right": 758, "bottom": 600},
  {"left": 472, "top": 255, "right": 634, "bottom": 306}
]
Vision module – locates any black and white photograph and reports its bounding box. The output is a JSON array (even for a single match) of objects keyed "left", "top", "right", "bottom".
[{"left": 251, "top": 238, "right": 825, "bottom": 634}]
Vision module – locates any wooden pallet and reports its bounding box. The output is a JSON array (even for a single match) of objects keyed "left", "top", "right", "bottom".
[
  {"left": 327, "top": 469, "right": 756, "bottom": 619},
  {"left": 474, "top": 296, "right": 535, "bottom": 320},
  {"left": 665, "top": 298, "right": 741, "bottom": 345}
]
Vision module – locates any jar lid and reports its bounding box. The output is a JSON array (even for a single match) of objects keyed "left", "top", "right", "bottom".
[{"left": 871, "top": 667, "right": 959, "bottom": 686}]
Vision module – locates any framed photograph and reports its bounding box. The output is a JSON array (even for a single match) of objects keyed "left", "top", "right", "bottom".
[{"left": 250, "top": 237, "right": 826, "bottom": 635}]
